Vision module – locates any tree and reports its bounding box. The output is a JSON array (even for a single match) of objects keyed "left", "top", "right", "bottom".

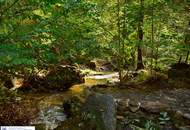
[{"left": 136, "top": 0, "right": 144, "bottom": 70}]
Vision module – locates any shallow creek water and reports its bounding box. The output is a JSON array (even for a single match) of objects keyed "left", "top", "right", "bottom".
[
  {"left": 20, "top": 72, "right": 190, "bottom": 129},
  {"left": 21, "top": 72, "right": 119, "bottom": 130}
]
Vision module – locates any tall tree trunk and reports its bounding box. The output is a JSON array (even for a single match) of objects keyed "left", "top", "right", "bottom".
[
  {"left": 136, "top": 0, "right": 144, "bottom": 70},
  {"left": 178, "top": 55, "right": 182, "bottom": 64},
  {"left": 185, "top": 51, "right": 189, "bottom": 64},
  {"left": 117, "top": 0, "right": 123, "bottom": 83},
  {"left": 137, "top": 46, "right": 144, "bottom": 70},
  {"left": 122, "top": 0, "right": 127, "bottom": 69},
  {"left": 184, "top": 21, "right": 190, "bottom": 64},
  {"left": 150, "top": 0, "right": 154, "bottom": 73}
]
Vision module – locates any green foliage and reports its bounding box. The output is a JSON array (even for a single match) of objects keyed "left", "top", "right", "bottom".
[
  {"left": 0, "top": 0, "right": 189, "bottom": 78},
  {"left": 144, "top": 120, "right": 157, "bottom": 130},
  {"left": 0, "top": 0, "right": 105, "bottom": 76},
  {"left": 159, "top": 112, "right": 170, "bottom": 125}
]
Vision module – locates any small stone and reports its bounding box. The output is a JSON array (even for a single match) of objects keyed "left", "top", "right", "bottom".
[
  {"left": 141, "top": 101, "right": 169, "bottom": 113},
  {"left": 129, "top": 106, "right": 140, "bottom": 113},
  {"left": 116, "top": 115, "right": 125, "bottom": 120},
  {"left": 178, "top": 126, "right": 190, "bottom": 130},
  {"left": 183, "top": 113, "right": 190, "bottom": 120},
  {"left": 118, "top": 99, "right": 130, "bottom": 107},
  {"left": 128, "top": 100, "right": 141, "bottom": 113},
  {"left": 176, "top": 111, "right": 190, "bottom": 120}
]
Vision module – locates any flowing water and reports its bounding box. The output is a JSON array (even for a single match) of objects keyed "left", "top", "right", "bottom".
[
  {"left": 22, "top": 72, "right": 119, "bottom": 130},
  {"left": 20, "top": 72, "right": 190, "bottom": 129}
]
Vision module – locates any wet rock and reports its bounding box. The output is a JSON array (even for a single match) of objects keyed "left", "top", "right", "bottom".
[
  {"left": 84, "top": 93, "right": 116, "bottom": 130},
  {"left": 178, "top": 126, "right": 190, "bottom": 130},
  {"left": 32, "top": 105, "right": 66, "bottom": 130},
  {"left": 141, "top": 101, "right": 169, "bottom": 113}
]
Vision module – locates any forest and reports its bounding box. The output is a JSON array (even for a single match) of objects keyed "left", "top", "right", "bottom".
[{"left": 0, "top": 0, "right": 190, "bottom": 130}]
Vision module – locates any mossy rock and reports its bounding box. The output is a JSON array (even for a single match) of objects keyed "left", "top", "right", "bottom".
[
  {"left": 45, "top": 65, "right": 84, "bottom": 90},
  {"left": 19, "top": 65, "right": 84, "bottom": 92}
]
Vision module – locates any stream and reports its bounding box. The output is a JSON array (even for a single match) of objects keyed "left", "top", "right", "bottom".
[
  {"left": 22, "top": 72, "right": 119, "bottom": 130},
  {"left": 19, "top": 72, "right": 190, "bottom": 130}
]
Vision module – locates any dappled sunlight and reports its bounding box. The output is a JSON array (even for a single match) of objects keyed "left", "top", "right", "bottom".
[
  {"left": 69, "top": 84, "right": 85, "bottom": 94},
  {"left": 0, "top": 0, "right": 189, "bottom": 129}
]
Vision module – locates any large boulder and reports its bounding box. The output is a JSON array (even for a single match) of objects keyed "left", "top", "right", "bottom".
[
  {"left": 45, "top": 65, "right": 84, "bottom": 90},
  {"left": 100, "top": 62, "right": 116, "bottom": 71},
  {"left": 19, "top": 65, "right": 84, "bottom": 92},
  {"left": 83, "top": 93, "right": 116, "bottom": 130}
]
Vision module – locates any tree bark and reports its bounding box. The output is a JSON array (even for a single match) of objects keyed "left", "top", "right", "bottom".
[
  {"left": 136, "top": 0, "right": 144, "bottom": 70},
  {"left": 184, "top": 21, "right": 190, "bottom": 64},
  {"left": 178, "top": 55, "right": 182, "bottom": 64},
  {"left": 137, "top": 46, "right": 144, "bottom": 70},
  {"left": 185, "top": 51, "right": 189, "bottom": 64},
  {"left": 117, "top": 0, "right": 123, "bottom": 82}
]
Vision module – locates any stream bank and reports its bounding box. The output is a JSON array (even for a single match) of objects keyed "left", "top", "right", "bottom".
[{"left": 1, "top": 71, "right": 190, "bottom": 130}]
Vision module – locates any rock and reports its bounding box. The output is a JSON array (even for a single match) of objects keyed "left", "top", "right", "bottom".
[
  {"left": 84, "top": 93, "right": 116, "bottom": 130},
  {"left": 141, "top": 101, "right": 169, "bottom": 113},
  {"left": 32, "top": 105, "right": 66, "bottom": 130},
  {"left": 178, "top": 126, "right": 190, "bottom": 130},
  {"left": 86, "top": 61, "right": 97, "bottom": 70},
  {"left": 100, "top": 62, "right": 116, "bottom": 71},
  {"left": 123, "top": 125, "right": 133, "bottom": 130},
  {"left": 116, "top": 115, "right": 125, "bottom": 121},
  {"left": 161, "top": 125, "right": 176, "bottom": 130},
  {"left": 183, "top": 113, "right": 190, "bottom": 120},
  {"left": 128, "top": 100, "right": 141, "bottom": 113},
  {"left": 176, "top": 110, "right": 190, "bottom": 120},
  {"left": 20, "top": 65, "right": 84, "bottom": 92},
  {"left": 117, "top": 99, "right": 130, "bottom": 112},
  {"left": 46, "top": 65, "right": 84, "bottom": 90}
]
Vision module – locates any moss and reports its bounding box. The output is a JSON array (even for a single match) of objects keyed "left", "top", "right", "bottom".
[{"left": 35, "top": 124, "right": 46, "bottom": 130}]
